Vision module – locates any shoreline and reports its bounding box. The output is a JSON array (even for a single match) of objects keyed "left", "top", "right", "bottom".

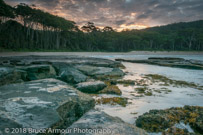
[{"left": 0, "top": 51, "right": 203, "bottom": 57}]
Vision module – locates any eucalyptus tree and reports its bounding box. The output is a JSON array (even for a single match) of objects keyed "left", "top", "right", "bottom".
[
  {"left": 14, "top": 3, "right": 78, "bottom": 49},
  {"left": 0, "top": 0, "right": 203, "bottom": 51},
  {"left": 0, "top": 0, "right": 15, "bottom": 22}
]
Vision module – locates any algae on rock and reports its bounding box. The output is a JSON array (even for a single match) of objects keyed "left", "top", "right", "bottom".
[
  {"left": 96, "top": 97, "right": 128, "bottom": 107},
  {"left": 136, "top": 106, "right": 203, "bottom": 134}
]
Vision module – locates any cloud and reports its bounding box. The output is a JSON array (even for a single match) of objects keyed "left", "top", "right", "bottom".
[
  {"left": 115, "top": 20, "right": 126, "bottom": 25},
  {"left": 4, "top": 0, "right": 203, "bottom": 30},
  {"left": 136, "top": 14, "right": 149, "bottom": 20}
]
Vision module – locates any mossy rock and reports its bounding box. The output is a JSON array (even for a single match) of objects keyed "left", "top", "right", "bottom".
[
  {"left": 144, "top": 74, "right": 202, "bottom": 90},
  {"left": 96, "top": 97, "right": 128, "bottom": 107},
  {"left": 145, "top": 92, "right": 152, "bottom": 96},
  {"left": 163, "top": 127, "right": 195, "bottom": 135},
  {"left": 136, "top": 106, "right": 203, "bottom": 134},
  {"left": 135, "top": 79, "right": 149, "bottom": 86},
  {"left": 99, "top": 85, "right": 122, "bottom": 95},
  {"left": 117, "top": 80, "right": 135, "bottom": 86},
  {"left": 136, "top": 113, "right": 170, "bottom": 132},
  {"left": 135, "top": 87, "right": 147, "bottom": 94}
]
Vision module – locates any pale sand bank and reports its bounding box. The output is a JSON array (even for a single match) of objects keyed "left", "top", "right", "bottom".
[{"left": 0, "top": 51, "right": 203, "bottom": 57}]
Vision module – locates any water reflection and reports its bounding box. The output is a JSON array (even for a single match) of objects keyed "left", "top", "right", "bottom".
[{"left": 95, "top": 62, "right": 203, "bottom": 124}]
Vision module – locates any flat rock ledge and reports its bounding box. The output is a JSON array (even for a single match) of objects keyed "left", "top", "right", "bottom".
[
  {"left": 65, "top": 109, "right": 148, "bottom": 135},
  {"left": 0, "top": 55, "right": 123, "bottom": 68},
  {"left": 0, "top": 79, "right": 95, "bottom": 134},
  {"left": 0, "top": 55, "right": 125, "bottom": 86},
  {"left": 116, "top": 57, "right": 203, "bottom": 70}
]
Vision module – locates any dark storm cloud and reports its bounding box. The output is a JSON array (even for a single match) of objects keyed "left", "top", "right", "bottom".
[
  {"left": 136, "top": 14, "right": 148, "bottom": 20},
  {"left": 4, "top": 0, "right": 203, "bottom": 30},
  {"left": 5, "top": 0, "right": 59, "bottom": 8}
]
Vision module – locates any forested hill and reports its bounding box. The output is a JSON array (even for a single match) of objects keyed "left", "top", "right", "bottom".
[{"left": 0, "top": 0, "right": 203, "bottom": 52}]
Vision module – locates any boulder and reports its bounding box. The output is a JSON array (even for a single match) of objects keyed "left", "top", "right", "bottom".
[
  {"left": 0, "top": 79, "right": 95, "bottom": 134},
  {"left": 76, "top": 81, "right": 107, "bottom": 93},
  {"left": 59, "top": 68, "right": 87, "bottom": 84},
  {"left": 0, "top": 67, "right": 27, "bottom": 86},
  {"left": 20, "top": 65, "right": 56, "bottom": 81},
  {"left": 65, "top": 109, "right": 148, "bottom": 135},
  {"left": 52, "top": 62, "right": 87, "bottom": 84}
]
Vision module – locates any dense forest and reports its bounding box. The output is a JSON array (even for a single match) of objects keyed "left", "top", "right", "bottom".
[{"left": 0, "top": 0, "right": 203, "bottom": 52}]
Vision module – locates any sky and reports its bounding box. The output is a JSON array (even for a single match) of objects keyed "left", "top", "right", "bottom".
[{"left": 4, "top": 0, "right": 203, "bottom": 31}]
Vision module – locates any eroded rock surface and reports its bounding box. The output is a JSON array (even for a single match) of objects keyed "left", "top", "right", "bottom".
[
  {"left": 66, "top": 109, "right": 148, "bottom": 135},
  {"left": 0, "top": 79, "right": 95, "bottom": 134}
]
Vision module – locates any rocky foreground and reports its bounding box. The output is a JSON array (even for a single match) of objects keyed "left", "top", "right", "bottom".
[
  {"left": 0, "top": 55, "right": 147, "bottom": 135},
  {"left": 0, "top": 55, "right": 202, "bottom": 135},
  {"left": 116, "top": 57, "right": 203, "bottom": 70}
]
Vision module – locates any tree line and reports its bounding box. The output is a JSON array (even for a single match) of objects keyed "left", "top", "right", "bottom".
[{"left": 0, "top": 0, "right": 203, "bottom": 51}]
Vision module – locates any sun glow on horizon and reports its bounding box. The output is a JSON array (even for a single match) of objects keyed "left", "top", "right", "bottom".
[{"left": 117, "top": 24, "right": 149, "bottom": 31}]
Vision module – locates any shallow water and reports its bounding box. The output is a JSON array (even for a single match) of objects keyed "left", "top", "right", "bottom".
[
  {"left": 90, "top": 54, "right": 203, "bottom": 61},
  {"left": 93, "top": 55, "right": 203, "bottom": 125}
]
